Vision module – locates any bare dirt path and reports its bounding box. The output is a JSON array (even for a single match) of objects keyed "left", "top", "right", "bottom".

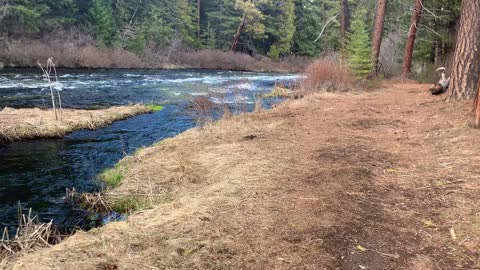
[{"left": 7, "top": 83, "right": 480, "bottom": 269}]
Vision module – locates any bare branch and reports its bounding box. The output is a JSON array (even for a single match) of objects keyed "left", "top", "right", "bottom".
[
  {"left": 419, "top": 0, "right": 439, "bottom": 20},
  {"left": 314, "top": 14, "right": 339, "bottom": 43}
]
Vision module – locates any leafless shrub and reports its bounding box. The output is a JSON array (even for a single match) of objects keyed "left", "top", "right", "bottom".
[
  {"left": 379, "top": 31, "right": 404, "bottom": 78},
  {"left": 0, "top": 39, "right": 144, "bottom": 69},
  {"left": 0, "top": 208, "right": 61, "bottom": 262},
  {"left": 38, "top": 58, "right": 62, "bottom": 121},
  {"left": 191, "top": 96, "right": 217, "bottom": 126},
  {"left": 66, "top": 188, "right": 112, "bottom": 213},
  {"left": 254, "top": 98, "right": 263, "bottom": 112},
  {"left": 0, "top": 30, "right": 310, "bottom": 71},
  {"left": 171, "top": 49, "right": 310, "bottom": 72},
  {"left": 302, "top": 59, "right": 355, "bottom": 93}
]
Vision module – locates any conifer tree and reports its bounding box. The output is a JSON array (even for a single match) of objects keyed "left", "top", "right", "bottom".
[
  {"left": 267, "top": 0, "right": 296, "bottom": 59},
  {"left": 347, "top": 9, "right": 373, "bottom": 78},
  {"left": 89, "top": 0, "right": 116, "bottom": 47}
]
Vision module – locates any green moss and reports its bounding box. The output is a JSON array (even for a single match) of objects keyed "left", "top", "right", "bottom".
[{"left": 145, "top": 105, "right": 164, "bottom": 112}]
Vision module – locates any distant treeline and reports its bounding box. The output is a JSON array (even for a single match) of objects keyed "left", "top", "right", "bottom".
[{"left": 0, "top": 0, "right": 460, "bottom": 74}]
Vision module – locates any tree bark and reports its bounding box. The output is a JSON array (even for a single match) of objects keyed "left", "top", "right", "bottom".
[
  {"left": 340, "top": 0, "right": 350, "bottom": 61},
  {"left": 473, "top": 77, "right": 480, "bottom": 128},
  {"left": 446, "top": 0, "right": 480, "bottom": 100},
  {"left": 402, "top": 0, "right": 422, "bottom": 78},
  {"left": 197, "top": 0, "right": 201, "bottom": 40},
  {"left": 231, "top": 10, "right": 247, "bottom": 51},
  {"left": 371, "top": 0, "right": 387, "bottom": 76}
]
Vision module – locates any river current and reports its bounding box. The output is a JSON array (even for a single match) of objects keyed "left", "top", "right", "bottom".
[{"left": 0, "top": 68, "right": 298, "bottom": 231}]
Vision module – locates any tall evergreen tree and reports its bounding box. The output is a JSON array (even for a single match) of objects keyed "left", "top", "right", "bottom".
[
  {"left": 267, "top": 0, "right": 296, "bottom": 59},
  {"left": 347, "top": 9, "right": 373, "bottom": 77},
  {"left": 88, "top": 0, "right": 116, "bottom": 47},
  {"left": 292, "top": 0, "right": 323, "bottom": 56}
]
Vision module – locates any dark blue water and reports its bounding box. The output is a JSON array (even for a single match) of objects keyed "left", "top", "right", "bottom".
[{"left": 0, "top": 68, "right": 298, "bottom": 231}]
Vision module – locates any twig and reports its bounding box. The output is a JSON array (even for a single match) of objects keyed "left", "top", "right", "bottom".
[{"left": 314, "top": 14, "right": 339, "bottom": 43}]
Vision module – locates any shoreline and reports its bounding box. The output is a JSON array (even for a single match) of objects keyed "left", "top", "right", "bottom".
[
  {"left": 4, "top": 82, "right": 480, "bottom": 269},
  {"left": 0, "top": 65, "right": 297, "bottom": 74},
  {"left": 0, "top": 104, "right": 162, "bottom": 145},
  {"left": 0, "top": 46, "right": 309, "bottom": 73}
]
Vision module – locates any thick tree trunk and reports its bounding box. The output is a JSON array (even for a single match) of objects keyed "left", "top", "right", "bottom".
[
  {"left": 473, "top": 77, "right": 480, "bottom": 128},
  {"left": 231, "top": 10, "right": 246, "bottom": 51},
  {"left": 197, "top": 0, "right": 201, "bottom": 40},
  {"left": 402, "top": 0, "right": 422, "bottom": 78},
  {"left": 371, "top": 0, "right": 387, "bottom": 76},
  {"left": 340, "top": 0, "right": 350, "bottom": 61},
  {"left": 446, "top": 0, "right": 480, "bottom": 100}
]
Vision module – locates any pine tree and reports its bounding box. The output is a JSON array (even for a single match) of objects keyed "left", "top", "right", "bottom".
[
  {"left": 267, "top": 0, "right": 296, "bottom": 59},
  {"left": 88, "top": 0, "right": 116, "bottom": 47},
  {"left": 447, "top": 0, "right": 480, "bottom": 100},
  {"left": 292, "top": 0, "right": 323, "bottom": 56},
  {"left": 347, "top": 9, "right": 373, "bottom": 78}
]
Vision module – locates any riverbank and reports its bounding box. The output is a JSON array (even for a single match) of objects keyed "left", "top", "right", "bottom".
[
  {"left": 0, "top": 42, "right": 309, "bottom": 73},
  {"left": 0, "top": 105, "right": 161, "bottom": 144},
  {"left": 6, "top": 82, "right": 480, "bottom": 269}
]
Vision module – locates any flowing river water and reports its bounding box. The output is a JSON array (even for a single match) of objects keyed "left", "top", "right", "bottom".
[{"left": 0, "top": 68, "right": 298, "bottom": 232}]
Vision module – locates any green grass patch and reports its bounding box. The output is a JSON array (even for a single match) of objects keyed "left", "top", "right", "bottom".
[
  {"left": 100, "top": 166, "right": 125, "bottom": 187},
  {"left": 111, "top": 194, "right": 173, "bottom": 213},
  {"left": 261, "top": 85, "right": 293, "bottom": 98},
  {"left": 145, "top": 104, "right": 164, "bottom": 112}
]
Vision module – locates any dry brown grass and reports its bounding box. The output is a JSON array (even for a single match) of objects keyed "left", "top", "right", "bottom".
[
  {"left": 301, "top": 59, "right": 355, "bottom": 92},
  {"left": 171, "top": 49, "right": 310, "bottom": 72},
  {"left": 6, "top": 82, "right": 480, "bottom": 269},
  {"left": 0, "top": 39, "right": 310, "bottom": 72},
  {"left": 0, "top": 41, "right": 145, "bottom": 69},
  {"left": 0, "top": 105, "right": 153, "bottom": 144},
  {"left": 1, "top": 209, "right": 62, "bottom": 266}
]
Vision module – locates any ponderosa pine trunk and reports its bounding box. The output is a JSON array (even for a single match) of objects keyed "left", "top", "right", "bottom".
[
  {"left": 371, "top": 0, "right": 387, "bottom": 76},
  {"left": 402, "top": 0, "right": 422, "bottom": 78},
  {"left": 197, "top": 0, "right": 201, "bottom": 40},
  {"left": 473, "top": 76, "right": 480, "bottom": 128},
  {"left": 231, "top": 10, "right": 246, "bottom": 51},
  {"left": 446, "top": 0, "right": 480, "bottom": 100},
  {"left": 340, "top": 0, "right": 350, "bottom": 61}
]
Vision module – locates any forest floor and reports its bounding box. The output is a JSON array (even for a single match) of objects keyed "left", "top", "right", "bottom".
[
  {"left": 6, "top": 82, "right": 480, "bottom": 269},
  {"left": 0, "top": 105, "right": 159, "bottom": 144}
]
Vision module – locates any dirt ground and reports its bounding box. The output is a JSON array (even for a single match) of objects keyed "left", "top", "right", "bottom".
[
  {"left": 6, "top": 82, "right": 480, "bottom": 269},
  {"left": 0, "top": 105, "right": 153, "bottom": 144}
]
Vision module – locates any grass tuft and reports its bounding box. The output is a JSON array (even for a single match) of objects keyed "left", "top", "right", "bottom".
[
  {"left": 111, "top": 194, "right": 173, "bottom": 213},
  {"left": 145, "top": 105, "right": 164, "bottom": 112},
  {"left": 100, "top": 167, "right": 124, "bottom": 187}
]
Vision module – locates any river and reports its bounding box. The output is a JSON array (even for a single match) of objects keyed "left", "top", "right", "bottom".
[{"left": 0, "top": 68, "right": 298, "bottom": 232}]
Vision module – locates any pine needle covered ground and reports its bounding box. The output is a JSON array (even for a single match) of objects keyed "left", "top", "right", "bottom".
[
  {"left": 6, "top": 83, "right": 480, "bottom": 269},
  {"left": 0, "top": 105, "right": 161, "bottom": 144}
]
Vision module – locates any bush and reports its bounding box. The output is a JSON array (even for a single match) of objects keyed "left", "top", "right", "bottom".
[{"left": 302, "top": 59, "right": 354, "bottom": 92}]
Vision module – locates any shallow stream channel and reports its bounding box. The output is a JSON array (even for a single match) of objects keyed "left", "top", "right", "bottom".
[{"left": 0, "top": 68, "right": 298, "bottom": 233}]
